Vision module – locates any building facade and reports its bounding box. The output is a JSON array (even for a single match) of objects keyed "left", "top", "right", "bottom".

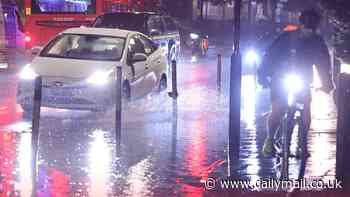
[{"left": 192, "top": 0, "right": 312, "bottom": 25}]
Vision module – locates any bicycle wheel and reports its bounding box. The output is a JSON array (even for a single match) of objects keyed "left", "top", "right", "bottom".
[
  {"left": 274, "top": 125, "right": 283, "bottom": 155},
  {"left": 280, "top": 111, "right": 295, "bottom": 180},
  {"left": 274, "top": 124, "right": 283, "bottom": 178}
]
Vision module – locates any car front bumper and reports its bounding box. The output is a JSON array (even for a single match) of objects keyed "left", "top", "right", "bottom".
[{"left": 17, "top": 79, "right": 114, "bottom": 110}]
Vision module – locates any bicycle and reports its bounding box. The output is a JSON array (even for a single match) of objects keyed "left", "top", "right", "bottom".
[{"left": 273, "top": 74, "right": 309, "bottom": 180}]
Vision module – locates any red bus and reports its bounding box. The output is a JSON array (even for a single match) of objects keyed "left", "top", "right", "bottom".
[{"left": 23, "top": 0, "right": 132, "bottom": 50}]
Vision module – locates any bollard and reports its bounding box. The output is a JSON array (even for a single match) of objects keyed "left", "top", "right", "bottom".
[
  {"left": 168, "top": 60, "right": 178, "bottom": 98},
  {"left": 31, "top": 76, "right": 42, "bottom": 197},
  {"left": 217, "top": 54, "right": 222, "bottom": 92},
  {"left": 171, "top": 99, "right": 178, "bottom": 163},
  {"left": 228, "top": 0, "right": 242, "bottom": 179},
  {"left": 228, "top": 53, "right": 242, "bottom": 178},
  {"left": 115, "top": 66, "right": 122, "bottom": 155},
  {"left": 169, "top": 100, "right": 178, "bottom": 179}
]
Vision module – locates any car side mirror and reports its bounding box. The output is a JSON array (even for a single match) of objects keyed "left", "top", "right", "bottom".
[
  {"left": 149, "top": 29, "right": 161, "bottom": 37},
  {"left": 32, "top": 46, "right": 43, "bottom": 56},
  {"left": 132, "top": 53, "right": 147, "bottom": 63}
]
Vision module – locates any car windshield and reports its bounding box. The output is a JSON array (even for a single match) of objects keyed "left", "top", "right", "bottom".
[
  {"left": 40, "top": 34, "right": 125, "bottom": 61},
  {"left": 93, "top": 14, "right": 147, "bottom": 34}
]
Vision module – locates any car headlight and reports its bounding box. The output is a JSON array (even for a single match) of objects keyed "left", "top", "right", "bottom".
[
  {"left": 20, "top": 64, "right": 37, "bottom": 80},
  {"left": 190, "top": 33, "right": 199, "bottom": 40},
  {"left": 245, "top": 50, "right": 259, "bottom": 65},
  {"left": 86, "top": 71, "right": 111, "bottom": 85}
]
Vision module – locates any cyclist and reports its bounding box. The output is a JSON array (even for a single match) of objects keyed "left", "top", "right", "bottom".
[{"left": 258, "top": 9, "right": 334, "bottom": 157}]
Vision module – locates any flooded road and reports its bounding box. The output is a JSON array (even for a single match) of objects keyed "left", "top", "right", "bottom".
[{"left": 0, "top": 48, "right": 338, "bottom": 196}]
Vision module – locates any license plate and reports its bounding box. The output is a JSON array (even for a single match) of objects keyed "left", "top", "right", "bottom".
[{"left": 45, "top": 88, "right": 75, "bottom": 97}]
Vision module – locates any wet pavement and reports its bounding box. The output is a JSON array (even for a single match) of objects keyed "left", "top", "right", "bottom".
[{"left": 0, "top": 48, "right": 341, "bottom": 196}]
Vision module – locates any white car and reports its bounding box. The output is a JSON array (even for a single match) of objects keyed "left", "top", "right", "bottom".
[{"left": 17, "top": 27, "right": 168, "bottom": 111}]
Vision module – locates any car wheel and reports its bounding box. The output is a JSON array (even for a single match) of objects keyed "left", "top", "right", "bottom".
[{"left": 158, "top": 75, "right": 167, "bottom": 92}]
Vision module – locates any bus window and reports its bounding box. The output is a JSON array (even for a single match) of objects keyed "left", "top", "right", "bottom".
[{"left": 31, "top": 0, "right": 96, "bottom": 14}]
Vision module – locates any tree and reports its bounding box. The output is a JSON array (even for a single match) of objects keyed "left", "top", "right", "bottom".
[{"left": 320, "top": 0, "right": 350, "bottom": 61}]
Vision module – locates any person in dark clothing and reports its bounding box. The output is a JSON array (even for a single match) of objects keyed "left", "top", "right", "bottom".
[{"left": 258, "top": 9, "right": 334, "bottom": 156}]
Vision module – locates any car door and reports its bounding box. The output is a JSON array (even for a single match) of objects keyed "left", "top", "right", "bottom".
[
  {"left": 138, "top": 35, "right": 160, "bottom": 91},
  {"left": 127, "top": 35, "right": 149, "bottom": 97}
]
